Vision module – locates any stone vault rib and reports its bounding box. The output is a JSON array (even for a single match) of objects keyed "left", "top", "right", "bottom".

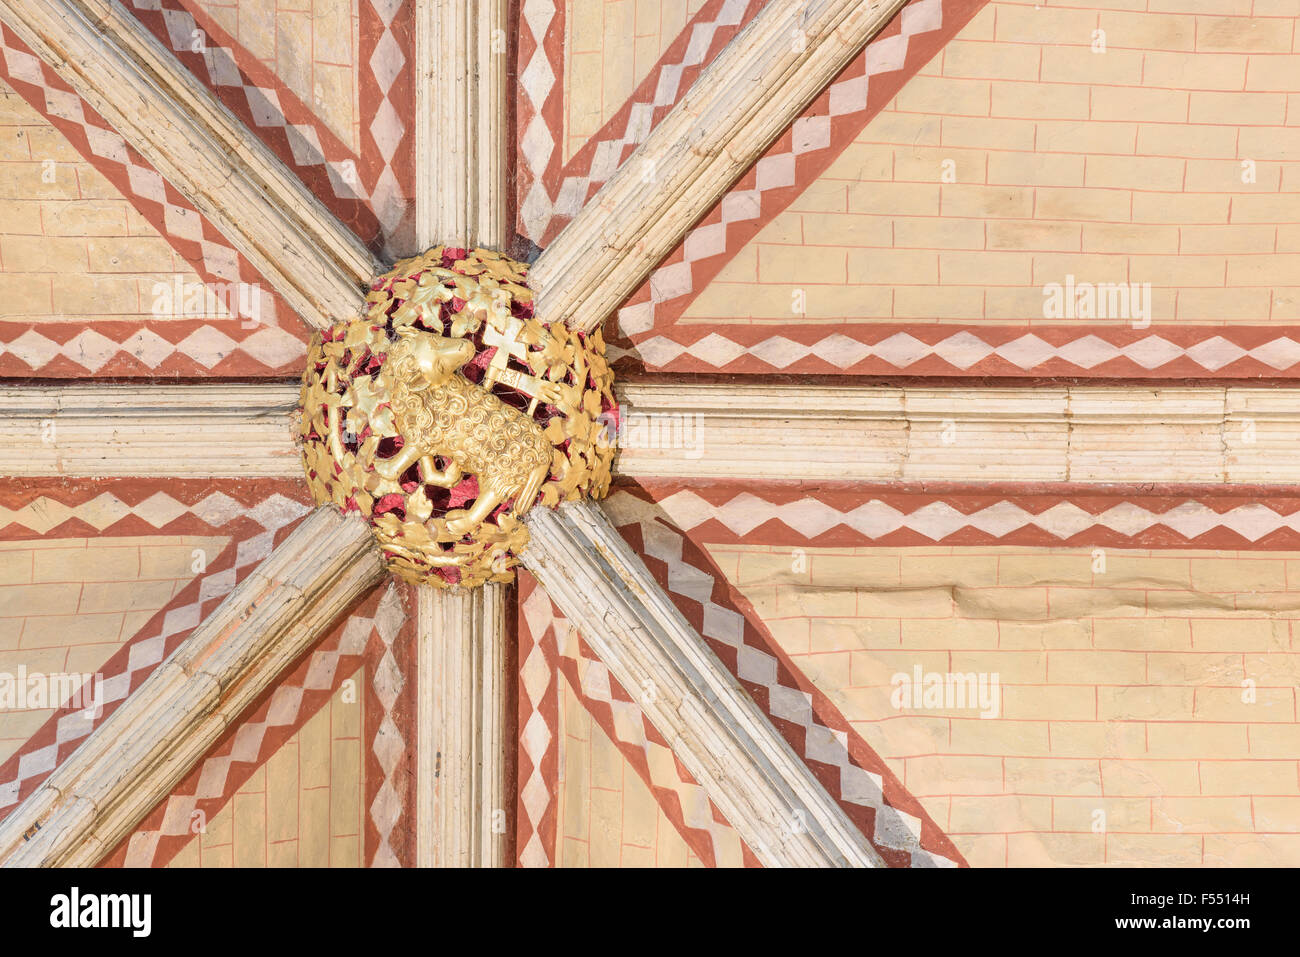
[
  {"left": 0, "top": 0, "right": 380, "bottom": 330},
  {"left": 0, "top": 506, "right": 385, "bottom": 867},
  {"left": 10, "top": 382, "right": 1300, "bottom": 486},
  {"left": 529, "top": 0, "right": 911, "bottom": 333},
  {"left": 411, "top": 0, "right": 515, "bottom": 867},
  {"left": 0, "top": 384, "right": 301, "bottom": 478},
  {"left": 417, "top": 583, "right": 512, "bottom": 867},
  {"left": 520, "top": 500, "right": 884, "bottom": 867}
]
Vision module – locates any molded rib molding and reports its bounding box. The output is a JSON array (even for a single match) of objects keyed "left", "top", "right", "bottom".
[
  {"left": 531, "top": 0, "right": 910, "bottom": 333},
  {"left": 521, "top": 499, "right": 883, "bottom": 867},
  {"left": 0, "top": 0, "right": 379, "bottom": 328},
  {"left": 0, "top": 506, "right": 386, "bottom": 867},
  {"left": 417, "top": 583, "right": 511, "bottom": 867}
]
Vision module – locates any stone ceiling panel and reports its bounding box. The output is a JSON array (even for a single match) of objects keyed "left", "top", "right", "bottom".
[
  {"left": 616, "top": 0, "right": 1300, "bottom": 379},
  {"left": 710, "top": 540, "right": 1300, "bottom": 867},
  {"left": 0, "top": 534, "right": 228, "bottom": 767}
]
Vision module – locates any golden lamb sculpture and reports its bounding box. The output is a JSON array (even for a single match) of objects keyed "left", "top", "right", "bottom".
[{"left": 373, "top": 325, "right": 553, "bottom": 537}]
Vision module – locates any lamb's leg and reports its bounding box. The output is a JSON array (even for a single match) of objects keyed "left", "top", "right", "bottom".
[
  {"left": 445, "top": 487, "right": 504, "bottom": 537},
  {"left": 321, "top": 365, "right": 350, "bottom": 461},
  {"left": 512, "top": 462, "right": 550, "bottom": 517},
  {"left": 383, "top": 541, "right": 461, "bottom": 567},
  {"left": 374, "top": 443, "right": 422, "bottom": 480},
  {"left": 417, "top": 455, "right": 462, "bottom": 488}
]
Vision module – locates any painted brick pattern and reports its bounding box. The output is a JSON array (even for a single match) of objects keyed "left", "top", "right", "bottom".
[
  {"left": 167, "top": 670, "right": 368, "bottom": 867},
  {"left": 100, "top": 583, "right": 407, "bottom": 868},
  {"left": 607, "top": 489, "right": 967, "bottom": 866},
  {"left": 555, "top": 674, "right": 708, "bottom": 867},
  {"left": 523, "top": 0, "right": 763, "bottom": 245},
  {"left": 0, "top": 28, "right": 314, "bottom": 377},
  {"left": 0, "top": 499, "right": 310, "bottom": 821},
  {"left": 682, "top": 0, "right": 1300, "bottom": 329},
  {"left": 0, "top": 81, "right": 221, "bottom": 326},
  {"left": 0, "top": 534, "right": 226, "bottom": 766},
  {"left": 518, "top": 571, "right": 756, "bottom": 866},
  {"left": 711, "top": 542, "right": 1300, "bottom": 866},
  {"left": 562, "top": 0, "right": 706, "bottom": 162},
  {"left": 196, "top": 0, "right": 362, "bottom": 153}
]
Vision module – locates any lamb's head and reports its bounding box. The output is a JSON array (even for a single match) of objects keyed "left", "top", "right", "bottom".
[{"left": 391, "top": 326, "right": 475, "bottom": 390}]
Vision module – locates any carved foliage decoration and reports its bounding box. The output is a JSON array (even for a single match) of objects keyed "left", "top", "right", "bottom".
[{"left": 300, "top": 247, "right": 615, "bottom": 588}]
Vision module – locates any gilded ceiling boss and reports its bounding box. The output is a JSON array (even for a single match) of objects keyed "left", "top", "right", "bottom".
[{"left": 299, "top": 247, "right": 616, "bottom": 588}]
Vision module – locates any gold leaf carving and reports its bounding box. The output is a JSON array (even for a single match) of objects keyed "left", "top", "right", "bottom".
[{"left": 298, "top": 247, "right": 615, "bottom": 589}]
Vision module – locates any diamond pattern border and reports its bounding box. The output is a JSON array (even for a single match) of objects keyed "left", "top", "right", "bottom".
[
  {"left": 98, "top": 584, "right": 408, "bottom": 867},
  {"left": 0, "top": 479, "right": 313, "bottom": 541},
  {"left": 626, "top": 484, "right": 1300, "bottom": 551},
  {"left": 360, "top": 0, "right": 416, "bottom": 255},
  {"left": 516, "top": 571, "right": 560, "bottom": 867},
  {"left": 518, "top": 572, "right": 757, "bottom": 867},
  {"left": 521, "top": 0, "right": 763, "bottom": 246},
  {"left": 615, "top": 325, "right": 1300, "bottom": 379},
  {"left": 0, "top": 25, "right": 311, "bottom": 376},
  {"left": 121, "top": 0, "right": 383, "bottom": 248},
  {"left": 604, "top": 490, "right": 966, "bottom": 867},
  {"left": 0, "top": 493, "right": 312, "bottom": 824},
  {"left": 615, "top": 0, "right": 969, "bottom": 338},
  {"left": 516, "top": 0, "right": 564, "bottom": 244}
]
